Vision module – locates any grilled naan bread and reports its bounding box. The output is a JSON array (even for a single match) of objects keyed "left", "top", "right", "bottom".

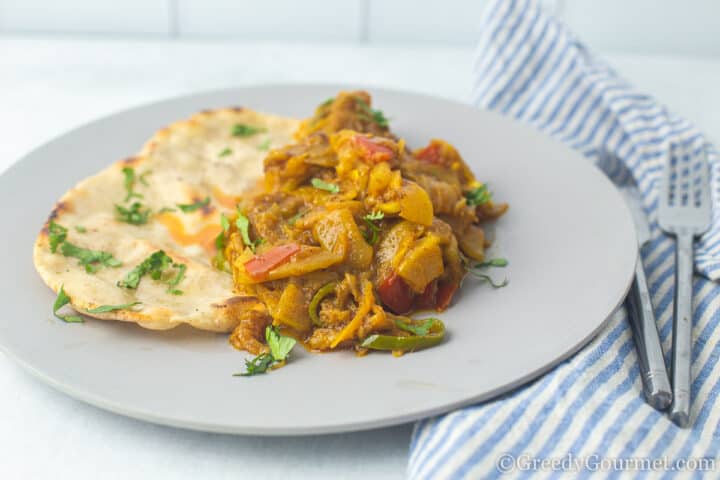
[{"left": 33, "top": 108, "right": 299, "bottom": 332}]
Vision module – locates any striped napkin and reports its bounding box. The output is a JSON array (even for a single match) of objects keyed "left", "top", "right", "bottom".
[{"left": 407, "top": 1, "right": 720, "bottom": 478}]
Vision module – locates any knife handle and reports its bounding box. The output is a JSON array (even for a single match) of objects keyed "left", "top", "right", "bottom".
[
  {"left": 670, "top": 232, "right": 694, "bottom": 427},
  {"left": 626, "top": 253, "right": 672, "bottom": 410}
]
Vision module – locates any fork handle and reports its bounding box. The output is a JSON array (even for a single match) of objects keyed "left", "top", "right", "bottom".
[
  {"left": 626, "top": 255, "right": 672, "bottom": 410},
  {"left": 670, "top": 231, "right": 694, "bottom": 427}
]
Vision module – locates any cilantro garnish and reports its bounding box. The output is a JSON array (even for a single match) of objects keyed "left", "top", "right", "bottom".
[
  {"left": 212, "top": 213, "right": 231, "bottom": 271},
  {"left": 355, "top": 97, "right": 389, "bottom": 129},
  {"left": 74, "top": 225, "right": 87, "bottom": 233},
  {"left": 166, "top": 263, "right": 187, "bottom": 295},
  {"left": 115, "top": 202, "right": 151, "bottom": 225},
  {"left": 463, "top": 256, "right": 509, "bottom": 288},
  {"left": 237, "top": 353, "right": 274, "bottom": 377},
  {"left": 220, "top": 212, "right": 230, "bottom": 233},
  {"left": 257, "top": 138, "right": 271, "bottom": 151},
  {"left": 476, "top": 257, "right": 508, "bottom": 268},
  {"left": 86, "top": 302, "right": 142, "bottom": 314},
  {"left": 53, "top": 285, "right": 84, "bottom": 323},
  {"left": 232, "top": 124, "right": 267, "bottom": 137},
  {"left": 361, "top": 211, "right": 384, "bottom": 245},
  {"left": 60, "top": 242, "right": 122, "bottom": 273},
  {"left": 48, "top": 221, "right": 67, "bottom": 253},
  {"left": 138, "top": 170, "right": 152, "bottom": 186},
  {"left": 122, "top": 167, "right": 144, "bottom": 202},
  {"left": 320, "top": 97, "right": 334, "bottom": 107},
  {"left": 266, "top": 325, "right": 296, "bottom": 361},
  {"left": 219, "top": 147, "right": 233, "bottom": 157},
  {"left": 177, "top": 197, "right": 210, "bottom": 213},
  {"left": 287, "top": 211, "right": 305, "bottom": 226},
  {"left": 48, "top": 222, "right": 121, "bottom": 273},
  {"left": 234, "top": 326, "right": 297, "bottom": 377},
  {"left": 117, "top": 250, "right": 186, "bottom": 294},
  {"left": 310, "top": 178, "right": 340, "bottom": 194},
  {"left": 465, "top": 184, "right": 492, "bottom": 206},
  {"left": 236, "top": 212, "right": 263, "bottom": 252},
  {"left": 468, "top": 273, "right": 508, "bottom": 288},
  {"left": 395, "top": 318, "right": 436, "bottom": 336},
  {"left": 157, "top": 207, "right": 176, "bottom": 214}
]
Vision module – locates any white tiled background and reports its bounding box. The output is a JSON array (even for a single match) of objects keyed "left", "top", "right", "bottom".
[{"left": 1, "top": 0, "right": 719, "bottom": 55}]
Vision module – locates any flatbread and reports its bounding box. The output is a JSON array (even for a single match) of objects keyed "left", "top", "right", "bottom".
[{"left": 33, "top": 108, "right": 299, "bottom": 332}]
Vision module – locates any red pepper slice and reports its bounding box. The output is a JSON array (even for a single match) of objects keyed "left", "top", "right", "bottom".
[
  {"left": 243, "top": 243, "right": 300, "bottom": 280},
  {"left": 435, "top": 282, "right": 458, "bottom": 311},
  {"left": 414, "top": 280, "right": 438, "bottom": 310},
  {"left": 377, "top": 272, "right": 414, "bottom": 314},
  {"left": 415, "top": 142, "right": 443, "bottom": 165},
  {"left": 353, "top": 135, "right": 394, "bottom": 163}
]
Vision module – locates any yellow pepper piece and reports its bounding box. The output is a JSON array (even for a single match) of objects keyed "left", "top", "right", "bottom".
[
  {"left": 399, "top": 182, "right": 434, "bottom": 226},
  {"left": 274, "top": 283, "right": 311, "bottom": 333},
  {"left": 331, "top": 280, "right": 374, "bottom": 348},
  {"left": 397, "top": 235, "right": 444, "bottom": 293}
]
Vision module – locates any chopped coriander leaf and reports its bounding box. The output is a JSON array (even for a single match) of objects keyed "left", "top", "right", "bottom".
[
  {"left": 211, "top": 254, "right": 228, "bottom": 272},
  {"left": 60, "top": 242, "right": 122, "bottom": 273},
  {"left": 364, "top": 211, "right": 384, "bottom": 221},
  {"left": 121, "top": 167, "right": 144, "bottom": 202},
  {"left": 355, "top": 97, "right": 389, "bottom": 129},
  {"left": 476, "top": 257, "right": 508, "bottom": 268},
  {"left": 117, "top": 250, "right": 172, "bottom": 289},
  {"left": 53, "top": 285, "right": 84, "bottom": 323},
  {"left": 115, "top": 202, "right": 151, "bottom": 225},
  {"left": 257, "top": 138, "right": 271, "bottom": 151},
  {"left": 236, "top": 212, "right": 263, "bottom": 252},
  {"left": 138, "top": 170, "right": 152, "bottom": 186},
  {"left": 220, "top": 213, "right": 230, "bottom": 233},
  {"left": 361, "top": 211, "right": 384, "bottom": 245},
  {"left": 235, "top": 213, "right": 251, "bottom": 245},
  {"left": 212, "top": 249, "right": 227, "bottom": 271},
  {"left": 287, "top": 211, "right": 305, "bottom": 226},
  {"left": 166, "top": 263, "right": 187, "bottom": 295},
  {"left": 117, "top": 250, "right": 187, "bottom": 294},
  {"left": 467, "top": 271, "right": 509, "bottom": 288},
  {"left": 234, "top": 353, "right": 274, "bottom": 377},
  {"left": 395, "top": 318, "right": 436, "bottom": 336},
  {"left": 177, "top": 197, "right": 210, "bottom": 213},
  {"left": 371, "top": 109, "right": 389, "bottom": 128},
  {"left": 214, "top": 230, "right": 225, "bottom": 253},
  {"left": 310, "top": 178, "right": 340, "bottom": 194},
  {"left": 74, "top": 225, "right": 87, "bottom": 233},
  {"left": 465, "top": 184, "right": 492, "bottom": 206},
  {"left": 219, "top": 147, "right": 233, "bottom": 157},
  {"left": 232, "top": 124, "right": 267, "bottom": 137},
  {"left": 86, "top": 302, "right": 142, "bottom": 314},
  {"left": 266, "top": 326, "right": 296, "bottom": 361},
  {"left": 213, "top": 237, "right": 228, "bottom": 271},
  {"left": 234, "top": 326, "right": 297, "bottom": 377},
  {"left": 320, "top": 97, "right": 334, "bottom": 107},
  {"left": 48, "top": 221, "right": 68, "bottom": 253},
  {"left": 213, "top": 213, "right": 231, "bottom": 270},
  {"left": 157, "top": 207, "right": 176, "bottom": 214}
]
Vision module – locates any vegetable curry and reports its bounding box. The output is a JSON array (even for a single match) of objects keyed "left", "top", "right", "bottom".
[{"left": 220, "top": 91, "right": 507, "bottom": 356}]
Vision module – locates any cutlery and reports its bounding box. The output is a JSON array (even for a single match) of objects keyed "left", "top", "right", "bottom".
[
  {"left": 658, "top": 147, "right": 711, "bottom": 427},
  {"left": 621, "top": 186, "right": 672, "bottom": 410}
]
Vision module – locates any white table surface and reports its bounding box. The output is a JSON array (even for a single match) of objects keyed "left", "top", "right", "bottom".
[{"left": 2, "top": 35, "right": 720, "bottom": 479}]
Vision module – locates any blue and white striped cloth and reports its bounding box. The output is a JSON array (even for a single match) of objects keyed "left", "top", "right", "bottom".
[{"left": 408, "top": 1, "right": 720, "bottom": 478}]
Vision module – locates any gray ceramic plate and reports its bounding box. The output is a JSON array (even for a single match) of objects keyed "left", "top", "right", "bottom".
[{"left": 0, "top": 85, "right": 636, "bottom": 435}]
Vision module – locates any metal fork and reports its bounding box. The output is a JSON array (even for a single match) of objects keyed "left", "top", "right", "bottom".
[{"left": 658, "top": 145, "right": 711, "bottom": 427}]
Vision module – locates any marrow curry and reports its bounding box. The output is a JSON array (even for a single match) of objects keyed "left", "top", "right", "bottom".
[{"left": 220, "top": 91, "right": 508, "bottom": 356}]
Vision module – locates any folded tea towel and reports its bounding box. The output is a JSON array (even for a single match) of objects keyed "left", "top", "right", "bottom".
[{"left": 408, "top": 1, "right": 720, "bottom": 478}]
